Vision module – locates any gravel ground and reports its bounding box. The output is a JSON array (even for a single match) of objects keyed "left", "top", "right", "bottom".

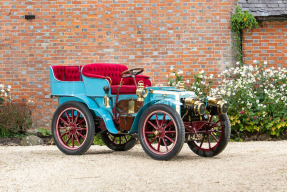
[{"left": 0, "top": 141, "right": 286, "bottom": 192}]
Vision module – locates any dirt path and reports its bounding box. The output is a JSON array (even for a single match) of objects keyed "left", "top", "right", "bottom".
[{"left": 0, "top": 141, "right": 286, "bottom": 192}]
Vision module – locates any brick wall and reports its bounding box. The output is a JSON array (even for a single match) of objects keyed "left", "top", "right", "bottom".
[
  {"left": 0, "top": 0, "right": 237, "bottom": 128},
  {"left": 243, "top": 21, "right": 287, "bottom": 67}
]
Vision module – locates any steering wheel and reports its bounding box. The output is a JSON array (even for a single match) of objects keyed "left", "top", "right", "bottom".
[{"left": 120, "top": 67, "right": 144, "bottom": 78}]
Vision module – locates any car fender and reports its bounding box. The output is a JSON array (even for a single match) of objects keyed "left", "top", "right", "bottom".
[
  {"left": 59, "top": 95, "right": 119, "bottom": 134},
  {"left": 129, "top": 98, "right": 182, "bottom": 133}
]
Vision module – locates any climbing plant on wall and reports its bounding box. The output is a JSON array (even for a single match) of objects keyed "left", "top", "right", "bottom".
[{"left": 231, "top": 6, "right": 258, "bottom": 66}]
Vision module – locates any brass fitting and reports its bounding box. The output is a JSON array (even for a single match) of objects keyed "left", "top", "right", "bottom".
[
  {"left": 136, "top": 80, "right": 148, "bottom": 102},
  {"left": 103, "top": 95, "right": 111, "bottom": 108},
  {"left": 178, "top": 81, "right": 185, "bottom": 89},
  {"left": 208, "top": 96, "right": 228, "bottom": 114},
  {"left": 185, "top": 97, "right": 205, "bottom": 115}
]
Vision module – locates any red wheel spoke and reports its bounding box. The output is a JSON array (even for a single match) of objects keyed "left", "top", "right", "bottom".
[
  {"left": 65, "top": 133, "right": 72, "bottom": 145},
  {"left": 58, "top": 126, "right": 67, "bottom": 130},
  {"left": 76, "top": 131, "right": 85, "bottom": 139},
  {"left": 77, "top": 119, "right": 85, "bottom": 125},
  {"left": 155, "top": 113, "right": 160, "bottom": 128},
  {"left": 72, "top": 134, "right": 75, "bottom": 148},
  {"left": 119, "top": 136, "right": 122, "bottom": 144},
  {"left": 148, "top": 121, "right": 158, "bottom": 130},
  {"left": 60, "top": 118, "right": 69, "bottom": 125},
  {"left": 162, "top": 114, "right": 166, "bottom": 128},
  {"left": 165, "top": 131, "right": 176, "bottom": 134},
  {"left": 75, "top": 127, "right": 87, "bottom": 130},
  {"left": 163, "top": 121, "right": 174, "bottom": 130},
  {"left": 145, "top": 131, "right": 154, "bottom": 134},
  {"left": 74, "top": 133, "right": 81, "bottom": 146},
  {"left": 164, "top": 135, "right": 175, "bottom": 143},
  {"left": 162, "top": 138, "right": 168, "bottom": 152},
  {"left": 210, "top": 133, "right": 219, "bottom": 143},
  {"left": 149, "top": 136, "right": 157, "bottom": 144},
  {"left": 209, "top": 115, "right": 213, "bottom": 123},
  {"left": 71, "top": 109, "right": 74, "bottom": 122},
  {"left": 157, "top": 138, "right": 161, "bottom": 151},
  {"left": 60, "top": 132, "right": 68, "bottom": 138},
  {"left": 207, "top": 134, "right": 211, "bottom": 149},
  {"left": 65, "top": 112, "right": 71, "bottom": 123},
  {"left": 74, "top": 112, "right": 80, "bottom": 124},
  {"left": 199, "top": 134, "right": 206, "bottom": 149}
]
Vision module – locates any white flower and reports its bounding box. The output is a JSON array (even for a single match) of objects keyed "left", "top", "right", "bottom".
[
  {"left": 7, "top": 89, "right": 10, "bottom": 92},
  {"left": 166, "top": 75, "right": 168, "bottom": 78},
  {"left": 178, "top": 71, "right": 183, "bottom": 74},
  {"left": 236, "top": 61, "right": 240, "bottom": 65},
  {"left": 185, "top": 80, "right": 190, "bottom": 83},
  {"left": 256, "top": 100, "right": 259, "bottom": 103},
  {"left": 264, "top": 61, "right": 267, "bottom": 65},
  {"left": 170, "top": 73, "right": 175, "bottom": 76},
  {"left": 170, "top": 66, "right": 174, "bottom": 70},
  {"left": 199, "top": 70, "right": 204, "bottom": 74},
  {"left": 0, "top": 84, "right": 3, "bottom": 88},
  {"left": 1, "top": 89, "right": 4, "bottom": 93},
  {"left": 253, "top": 60, "right": 258, "bottom": 64}
]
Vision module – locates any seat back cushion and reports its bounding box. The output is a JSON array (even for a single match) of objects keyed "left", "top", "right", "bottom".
[
  {"left": 52, "top": 66, "right": 65, "bottom": 81},
  {"left": 52, "top": 66, "right": 82, "bottom": 81},
  {"left": 82, "top": 63, "right": 131, "bottom": 85},
  {"left": 65, "top": 66, "right": 81, "bottom": 81}
]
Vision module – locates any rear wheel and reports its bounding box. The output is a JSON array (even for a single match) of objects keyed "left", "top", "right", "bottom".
[
  {"left": 51, "top": 101, "right": 95, "bottom": 155},
  {"left": 100, "top": 130, "right": 137, "bottom": 151},
  {"left": 187, "top": 114, "right": 230, "bottom": 157},
  {"left": 138, "top": 104, "right": 185, "bottom": 161}
]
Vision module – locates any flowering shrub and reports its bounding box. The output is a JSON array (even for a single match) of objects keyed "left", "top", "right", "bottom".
[
  {"left": 190, "top": 70, "right": 214, "bottom": 98},
  {"left": 0, "top": 84, "right": 11, "bottom": 104},
  {"left": 166, "top": 66, "right": 189, "bottom": 87},
  {"left": 0, "top": 85, "right": 34, "bottom": 137},
  {"left": 191, "top": 61, "right": 287, "bottom": 139},
  {"left": 0, "top": 102, "right": 33, "bottom": 137}
]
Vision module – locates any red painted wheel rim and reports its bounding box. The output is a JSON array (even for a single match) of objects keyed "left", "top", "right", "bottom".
[
  {"left": 192, "top": 115, "right": 224, "bottom": 152},
  {"left": 142, "top": 110, "right": 178, "bottom": 155},
  {"left": 106, "top": 133, "right": 132, "bottom": 145},
  {"left": 55, "top": 107, "right": 88, "bottom": 150}
]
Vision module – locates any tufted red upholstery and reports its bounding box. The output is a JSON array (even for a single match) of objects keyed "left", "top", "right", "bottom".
[
  {"left": 65, "top": 66, "right": 82, "bottom": 81},
  {"left": 52, "top": 66, "right": 82, "bottom": 81},
  {"left": 82, "top": 63, "right": 151, "bottom": 95},
  {"left": 52, "top": 66, "right": 65, "bottom": 81},
  {"left": 82, "top": 63, "right": 131, "bottom": 85}
]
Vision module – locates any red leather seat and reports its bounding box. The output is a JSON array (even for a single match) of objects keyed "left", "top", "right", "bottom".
[{"left": 82, "top": 63, "right": 151, "bottom": 95}]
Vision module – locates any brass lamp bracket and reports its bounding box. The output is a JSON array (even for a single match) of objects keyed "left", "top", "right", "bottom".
[{"left": 136, "top": 80, "right": 148, "bottom": 102}]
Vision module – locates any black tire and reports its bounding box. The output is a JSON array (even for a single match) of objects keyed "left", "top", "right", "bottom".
[
  {"left": 51, "top": 101, "right": 95, "bottom": 155},
  {"left": 100, "top": 130, "right": 137, "bottom": 151},
  {"left": 138, "top": 104, "right": 185, "bottom": 160},
  {"left": 187, "top": 114, "right": 231, "bottom": 157}
]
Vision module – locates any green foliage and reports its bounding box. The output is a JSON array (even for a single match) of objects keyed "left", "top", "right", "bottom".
[
  {"left": 191, "top": 61, "right": 287, "bottom": 140},
  {"left": 0, "top": 102, "right": 33, "bottom": 138},
  {"left": 231, "top": 6, "right": 258, "bottom": 66},
  {"left": 38, "top": 128, "right": 52, "bottom": 137},
  {"left": 93, "top": 134, "right": 105, "bottom": 146}
]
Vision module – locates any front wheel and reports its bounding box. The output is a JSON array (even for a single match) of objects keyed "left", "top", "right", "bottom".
[
  {"left": 187, "top": 114, "right": 231, "bottom": 157},
  {"left": 51, "top": 101, "right": 95, "bottom": 155},
  {"left": 138, "top": 104, "right": 185, "bottom": 161}
]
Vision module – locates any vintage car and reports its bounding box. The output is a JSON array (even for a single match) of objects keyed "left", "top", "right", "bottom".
[{"left": 49, "top": 63, "right": 230, "bottom": 160}]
